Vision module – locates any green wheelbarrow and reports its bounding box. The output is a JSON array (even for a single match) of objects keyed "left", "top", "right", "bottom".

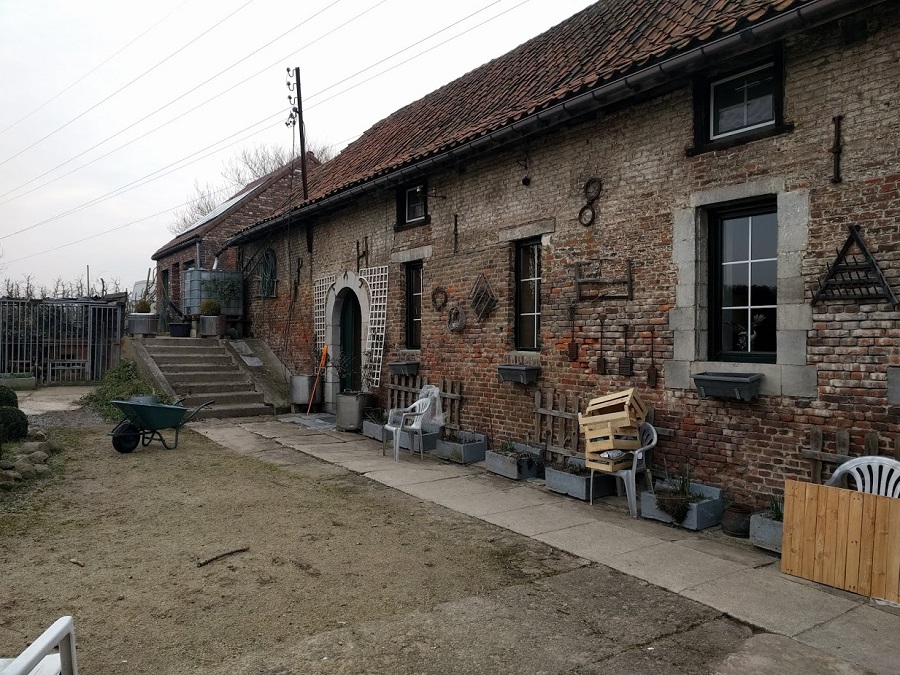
[{"left": 108, "top": 399, "right": 214, "bottom": 453}]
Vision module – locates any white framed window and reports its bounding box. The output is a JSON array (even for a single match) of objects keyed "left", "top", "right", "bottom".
[
  {"left": 405, "top": 186, "right": 426, "bottom": 223},
  {"left": 710, "top": 63, "right": 776, "bottom": 140},
  {"left": 516, "top": 239, "right": 541, "bottom": 351}
]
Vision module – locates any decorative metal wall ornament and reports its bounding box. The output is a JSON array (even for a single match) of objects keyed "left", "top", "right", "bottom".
[
  {"left": 812, "top": 225, "right": 898, "bottom": 307},
  {"left": 469, "top": 273, "right": 498, "bottom": 322},
  {"left": 575, "top": 259, "right": 633, "bottom": 301},
  {"left": 431, "top": 286, "right": 448, "bottom": 311},
  {"left": 578, "top": 177, "right": 603, "bottom": 227},
  {"left": 447, "top": 305, "right": 467, "bottom": 332}
]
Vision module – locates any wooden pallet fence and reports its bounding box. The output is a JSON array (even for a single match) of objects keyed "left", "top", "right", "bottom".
[
  {"left": 531, "top": 390, "right": 582, "bottom": 461},
  {"left": 386, "top": 374, "right": 462, "bottom": 431},
  {"left": 782, "top": 479, "right": 900, "bottom": 603}
]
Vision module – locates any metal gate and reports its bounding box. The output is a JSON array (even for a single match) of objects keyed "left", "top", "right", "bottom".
[{"left": 0, "top": 299, "right": 122, "bottom": 384}]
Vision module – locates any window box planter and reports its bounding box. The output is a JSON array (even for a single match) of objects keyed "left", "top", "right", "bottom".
[
  {"left": 434, "top": 431, "right": 487, "bottom": 464},
  {"left": 496, "top": 364, "right": 541, "bottom": 385},
  {"left": 485, "top": 444, "right": 543, "bottom": 481},
  {"left": 127, "top": 313, "right": 158, "bottom": 336},
  {"left": 639, "top": 480, "right": 724, "bottom": 530},
  {"left": 388, "top": 361, "right": 420, "bottom": 377},
  {"left": 545, "top": 460, "right": 616, "bottom": 501},
  {"left": 749, "top": 512, "right": 783, "bottom": 554},
  {"left": 691, "top": 372, "right": 763, "bottom": 402}
]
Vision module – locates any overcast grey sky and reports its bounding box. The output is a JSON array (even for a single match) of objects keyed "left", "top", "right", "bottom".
[{"left": 0, "top": 0, "right": 595, "bottom": 295}]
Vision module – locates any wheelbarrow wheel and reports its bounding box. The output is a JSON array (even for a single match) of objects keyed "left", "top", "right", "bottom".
[{"left": 112, "top": 422, "right": 140, "bottom": 453}]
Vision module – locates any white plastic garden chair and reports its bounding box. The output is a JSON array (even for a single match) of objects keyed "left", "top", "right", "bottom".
[
  {"left": 825, "top": 455, "right": 900, "bottom": 497},
  {"left": 0, "top": 616, "right": 78, "bottom": 675},
  {"left": 589, "top": 422, "right": 657, "bottom": 518},
  {"left": 383, "top": 397, "right": 432, "bottom": 462}
]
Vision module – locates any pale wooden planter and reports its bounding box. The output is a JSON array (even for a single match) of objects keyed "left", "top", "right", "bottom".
[{"left": 640, "top": 480, "right": 724, "bottom": 530}]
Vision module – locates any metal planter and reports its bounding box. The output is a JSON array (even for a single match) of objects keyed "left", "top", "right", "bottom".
[
  {"left": 640, "top": 480, "right": 724, "bottom": 530},
  {"left": 434, "top": 431, "right": 487, "bottom": 464},
  {"left": 691, "top": 372, "right": 763, "bottom": 401},
  {"left": 496, "top": 364, "right": 541, "bottom": 384},
  {"left": 485, "top": 449, "right": 543, "bottom": 480},
  {"left": 545, "top": 465, "right": 616, "bottom": 501}
]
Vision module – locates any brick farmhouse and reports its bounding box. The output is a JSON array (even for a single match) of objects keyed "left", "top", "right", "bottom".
[{"left": 203, "top": 0, "right": 898, "bottom": 505}]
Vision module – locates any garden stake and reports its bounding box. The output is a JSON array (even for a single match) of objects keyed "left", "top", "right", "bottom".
[
  {"left": 307, "top": 345, "right": 328, "bottom": 415},
  {"left": 647, "top": 326, "right": 658, "bottom": 388},
  {"left": 597, "top": 317, "right": 606, "bottom": 374},
  {"left": 617, "top": 324, "right": 634, "bottom": 376},
  {"left": 567, "top": 304, "right": 578, "bottom": 361}
]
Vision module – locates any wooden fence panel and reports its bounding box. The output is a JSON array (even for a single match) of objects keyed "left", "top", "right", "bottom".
[
  {"left": 385, "top": 374, "right": 462, "bottom": 431},
  {"left": 782, "top": 479, "right": 900, "bottom": 603}
]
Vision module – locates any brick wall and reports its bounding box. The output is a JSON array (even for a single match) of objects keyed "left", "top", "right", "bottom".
[{"left": 240, "top": 7, "right": 900, "bottom": 505}]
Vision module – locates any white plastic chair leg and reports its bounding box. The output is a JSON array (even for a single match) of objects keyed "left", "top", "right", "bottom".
[
  {"left": 625, "top": 472, "right": 638, "bottom": 518},
  {"left": 393, "top": 430, "right": 402, "bottom": 462},
  {"left": 589, "top": 469, "right": 595, "bottom": 504}
]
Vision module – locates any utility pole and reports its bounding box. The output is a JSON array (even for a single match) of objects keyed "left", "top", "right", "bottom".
[{"left": 286, "top": 67, "right": 309, "bottom": 202}]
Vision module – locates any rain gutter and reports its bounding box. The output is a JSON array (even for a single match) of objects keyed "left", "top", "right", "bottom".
[{"left": 223, "top": 0, "right": 882, "bottom": 252}]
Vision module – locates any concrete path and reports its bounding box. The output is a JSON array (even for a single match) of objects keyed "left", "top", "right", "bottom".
[
  {"left": 17, "top": 385, "right": 92, "bottom": 415},
  {"left": 186, "top": 413, "right": 900, "bottom": 674}
]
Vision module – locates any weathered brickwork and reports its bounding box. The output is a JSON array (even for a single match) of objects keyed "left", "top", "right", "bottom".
[{"left": 241, "top": 7, "right": 900, "bottom": 505}]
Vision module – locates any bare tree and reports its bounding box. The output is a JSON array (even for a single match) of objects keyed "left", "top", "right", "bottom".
[{"left": 168, "top": 139, "right": 335, "bottom": 236}]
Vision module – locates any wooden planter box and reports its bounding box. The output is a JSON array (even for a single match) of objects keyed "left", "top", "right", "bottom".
[
  {"left": 640, "top": 480, "right": 724, "bottom": 530},
  {"left": 782, "top": 479, "right": 900, "bottom": 603},
  {"left": 691, "top": 372, "right": 763, "bottom": 402},
  {"left": 750, "top": 512, "right": 784, "bottom": 554},
  {"left": 434, "top": 431, "right": 487, "bottom": 464},
  {"left": 545, "top": 465, "right": 615, "bottom": 501},
  {"left": 485, "top": 449, "right": 542, "bottom": 481}
]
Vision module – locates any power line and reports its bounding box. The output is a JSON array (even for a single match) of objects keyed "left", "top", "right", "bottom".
[
  {"left": 0, "top": 0, "right": 257, "bottom": 168},
  {"left": 0, "top": 1, "right": 191, "bottom": 138}
]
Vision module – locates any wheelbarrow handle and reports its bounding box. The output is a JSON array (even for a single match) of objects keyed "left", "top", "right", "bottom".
[{"left": 182, "top": 400, "right": 215, "bottom": 425}]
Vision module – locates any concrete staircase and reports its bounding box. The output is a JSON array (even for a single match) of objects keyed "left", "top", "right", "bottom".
[{"left": 141, "top": 337, "right": 272, "bottom": 418}]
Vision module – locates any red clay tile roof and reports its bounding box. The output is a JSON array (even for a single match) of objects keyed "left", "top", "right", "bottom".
[{"left": 234, "top": 0, "right": 816, "bottom": 238}]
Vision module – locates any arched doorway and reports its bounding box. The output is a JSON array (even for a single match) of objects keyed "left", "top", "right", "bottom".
[{"left": 338, "top": 289, "right": 362, "bottom": 392}]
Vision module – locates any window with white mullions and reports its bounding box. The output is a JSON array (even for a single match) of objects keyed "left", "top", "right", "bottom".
[
  {"left": 405, "top": 186, "right": 425, "bottom": 223},
  {"left": 405, "top": 261, "right": 422, "bottom": 349},
  {"left": 516, "top": 239, "right": 541, "bottom": 351},
  {"left": 712, "top": 208, "right": 777, "bottom": 361},
  {"left": 710, "top": 63, "right": 775, "bottom": 139}
]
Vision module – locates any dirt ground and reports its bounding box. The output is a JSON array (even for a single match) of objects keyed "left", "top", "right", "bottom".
[{"left": 1, "top": 413, "right": 751, "bottom": 674}]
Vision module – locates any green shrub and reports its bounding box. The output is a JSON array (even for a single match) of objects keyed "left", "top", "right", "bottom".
[
  {"left": 199, "top": 299, "right": 221, "bottom": 316},
  {"left": 0, "top": 406, "right": 28, "bottom": 442},
  {"left": 80, "top": 360, "right": 171, "bottom": 421},
  {"left": 134, "top": 299, "right": 152, "bottom": 313},
  {"left": 0, "top": 385, "right": 18, "bottom": 409}
]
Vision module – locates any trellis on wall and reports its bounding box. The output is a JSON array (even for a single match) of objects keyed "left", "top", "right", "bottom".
[
  {"left": 313, "top": 274, "right": 335, "bottom": 353},
  {"left": 360, "top": 266, "right": 388, "bottom": 389}
]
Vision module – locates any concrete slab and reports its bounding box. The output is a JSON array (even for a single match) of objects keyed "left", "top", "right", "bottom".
[
  {"left": 713, "top": 633, "right": 872, "bottom": 675},
  {"left": 481, "top": 502, "right": 597, "bottom": 536},
  {"left": 364, "top": 465, "right": 469, "bottom": 487},
  {"left": 675, "top": 536, "right": 778, "bottom": 567},
  {"left": 605, "top": 541, "right": 748, "bottom": 594},
  {"left": 682, "top": 567, "right": 860, "bottom": 637},
  {"left": 400, "top": 476, "right": 505, "bottom": 503},
  {"left": 191, "top": 425, "right": 284, "bottom": 456},
  {"left": 796, "top": 604, "right": 900, "bottom": 674},
  {"left": 338, "top": 459, "right": 403, "bottom": 474},
  {"left": 437, "top": 485, "right": 558, "bottom": 518},
  {"left": 18, "top": 386, "right": 93, "bottom": 415},
  {"left": 276, "top": 433, "right": 349, "bottom": 446},
  {"left": 239, "top": 420, "right": 311, "bottom": 438},
  {"left": 535, "top": 520, "right": 664, "bottom": 561}
]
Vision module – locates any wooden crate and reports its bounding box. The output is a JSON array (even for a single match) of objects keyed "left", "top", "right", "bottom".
[
  {"left": 585, "top": 452, "right": 634, "bottom": 473},
  {"left": 782, "top": 479, "right": 900, "bottom": 603},
  {"left": 582, "top": 423, "right": 641, "bottom": 453},
  {"left": 580, "top": 388, "right": 648, "bottom": 429}
]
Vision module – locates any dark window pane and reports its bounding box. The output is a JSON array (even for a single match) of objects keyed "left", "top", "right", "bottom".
[
  {"left": 721, "top": 308, "right": 751, "bottom": 352},
  {"left": 751, "top": 261, "right": 777, "bottom": 305},
  {"left": 750, "top": 212, "right": 777, "bottom": 259},
  {"left": 519, "top": 315, "right": 537, "bottom": 350},
  {"left": 722, "top": 216, "right": 749, "bottom": 262},
  {"left": 750, "top": 308, "right": 777, "bottom": 352},
  {"left": 519, "top": 279, "right": 536, "bottom": 313},
  {"left": 713, "top": 67, "right": 775, "bottom": 136},
  {"left": 406, "top": 187, "right": 425, "bottom": 222},
  {"left": 746, "top": 76, "right": 774, "bottom": 126},
  {"left": 722, "top": 263, "right": 749, "bottom": 307}
]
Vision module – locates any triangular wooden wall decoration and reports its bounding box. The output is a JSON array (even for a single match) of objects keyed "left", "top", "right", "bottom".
[{"left": 812, "top": 225, "right": 898, "bottom": 307}]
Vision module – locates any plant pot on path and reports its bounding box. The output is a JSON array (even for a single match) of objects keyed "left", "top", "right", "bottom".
[
  {"left": 749, "top": 511, "right": 784, "bottom": 553},
  {"left": 640, "top": 479, "right": 724, "bottom": 530},
  {"left": 434, "top": 431, "right": 487, "bottom": 464},
  {"left": 545, "top": 461, "right": 615, "bottom": 501},
  {"left": 485, "top": 444, "right": 543, "bottom": 481}
]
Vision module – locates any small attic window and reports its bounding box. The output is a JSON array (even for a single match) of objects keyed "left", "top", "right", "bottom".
[{"left": 396, "top": 183, "right": 429, "bottom": 229}]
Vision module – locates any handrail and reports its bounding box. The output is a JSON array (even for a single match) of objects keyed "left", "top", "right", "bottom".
[{"left": 3, "top": 616, "right": 78, "bottom": 675}]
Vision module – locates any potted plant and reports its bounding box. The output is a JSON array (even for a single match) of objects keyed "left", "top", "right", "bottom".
[
  {"left": 199, "top": 299, "right": 226, "bottom": 337},
  {"left": 640, "top": 465, "right": 724, "bottom": 530},
  {"left": 749, "top": 496, "right": 784, "bottom": 553},
  {"left": 485, "top": 441, "right": 543, "bottom": 481},
  {"left": 434, "top": 429, "right": 487, "bottom": 464},
  {"left": 127, "top": 298, "right": 158, "bottom": 336},
  {"left": 545, "top": 456, "right": 616, "bottom": 501}
]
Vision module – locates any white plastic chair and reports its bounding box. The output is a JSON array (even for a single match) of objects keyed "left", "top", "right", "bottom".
[
  {"left": 383, "top": 397, "right": 432, "bottom": 462},
  {"left": 0, "top": 616, "right": 78, "bottom": 675},
  {"left": 590, "top": 422, "right": 657, "bottom": 518},
  {"left": 825, "top": 455, "right": 900, "bottom": 497}
]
